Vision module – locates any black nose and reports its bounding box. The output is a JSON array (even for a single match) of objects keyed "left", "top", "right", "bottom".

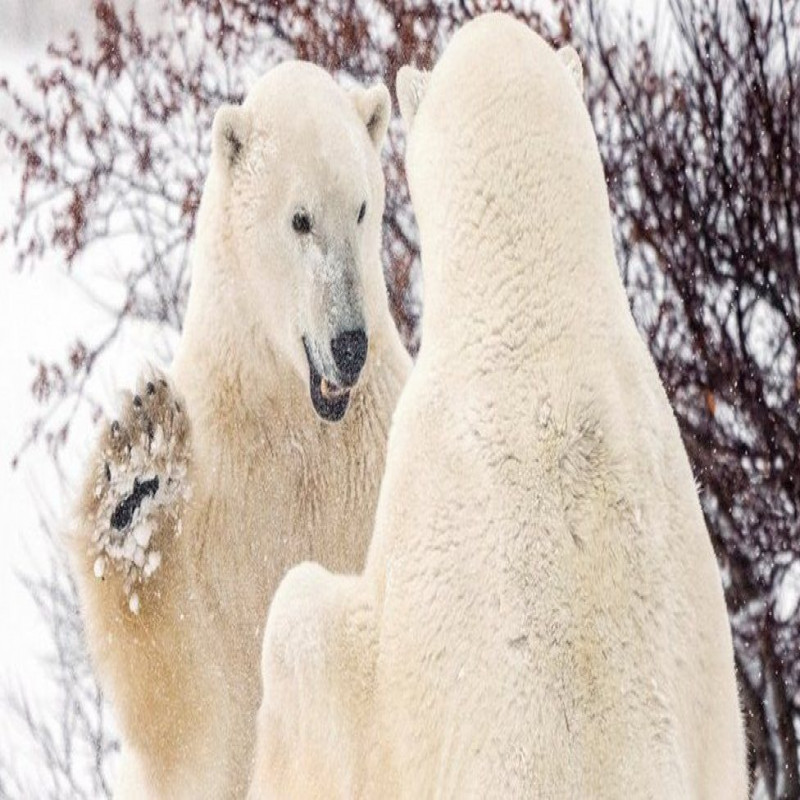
[{"left": 331, "top": 329, "right": 368, "bottom": 385}]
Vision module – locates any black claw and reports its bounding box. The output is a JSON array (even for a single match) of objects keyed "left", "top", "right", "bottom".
[
  {"left": 110, "top": 475, "right": 160, "bottom": 531},
  {"left": 110, "top": 420, "right": 121, "bottom": 437},
  {"left": 175, "top": 401, "right": 181, "bottom": 413},
  {"left": 146, "top": 381, "right": 155, "bottom": 395},
  {"left": 146, "top": 420, "right": 154, "bottom": 440},
  {"left": 133, "top": 395, "right": 142, "bottom": 408},
  {"left": 104, "top": 462, "right": 111, "bottom": 481}
]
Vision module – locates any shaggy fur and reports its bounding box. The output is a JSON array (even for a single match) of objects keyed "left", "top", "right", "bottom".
[
  {"left": 249, "top": 15, "right": 747, "bottom": 799},
  {"left": 70, "top": 62, "right": 410, "bottom": 798}
]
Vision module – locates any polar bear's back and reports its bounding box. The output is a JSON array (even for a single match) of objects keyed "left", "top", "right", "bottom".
[{"left": 371, "top": 347, "right": 741, "bottom": 796}]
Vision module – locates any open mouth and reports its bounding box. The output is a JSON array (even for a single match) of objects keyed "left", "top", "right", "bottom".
[{"left": 303, "top": 339, "right": 351, "bottom": 422}]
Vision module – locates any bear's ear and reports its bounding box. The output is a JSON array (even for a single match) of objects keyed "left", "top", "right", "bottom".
[
  {"left": 212, "top": 104, "right": 252, "bottom": 173},
  {"left": 396, "top": 66, "right": 430, "bottom": 131},
  {"left": 558, "top": 45, "right": 584, "bottom": 95},
  {"left": 351, "top": 83, "right": 391, "bottom": 149}
]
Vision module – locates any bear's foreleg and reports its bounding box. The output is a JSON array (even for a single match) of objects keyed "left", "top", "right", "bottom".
[{"left": 71, "top": 372, "right": 226, "bottom": 797}]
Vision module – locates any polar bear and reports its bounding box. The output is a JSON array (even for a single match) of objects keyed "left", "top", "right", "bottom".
[
  {"left": 248, "top": 14, "right": 748, "bottom": 800},
  {"left": 70, "top": 61, "right": 410, "bottom": 799}
]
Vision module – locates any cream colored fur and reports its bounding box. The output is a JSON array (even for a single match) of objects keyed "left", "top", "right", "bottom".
[
  {"left": 70, "top": 61, "right": 410, "bottom": 798},
  {"left": 249, "top": 15, "right": 747, "bottom": 799}
]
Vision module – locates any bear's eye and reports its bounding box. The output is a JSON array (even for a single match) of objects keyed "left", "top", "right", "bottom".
[
  {"left": 292, "top": 211, "right": 312, "bottom": 235},
  {"left": 357, "top": 201, "right": 367, "bottom": 225}
]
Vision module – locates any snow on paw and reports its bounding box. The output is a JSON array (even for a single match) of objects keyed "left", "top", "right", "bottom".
[{"left": 90, "top": 373, "right": 191, "bottom": 614}]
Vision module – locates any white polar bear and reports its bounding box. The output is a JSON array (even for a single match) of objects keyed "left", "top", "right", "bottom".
[
  {"left": 249, "top": 14, "right": 748, "bottom": 799},
  {"left": 70, "top": 61, "right": 410, "bottom": 799}
]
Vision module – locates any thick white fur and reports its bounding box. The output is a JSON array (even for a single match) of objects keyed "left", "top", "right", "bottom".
[
  {"left": 70, "top": 62, "right": 410, "bottom": 798},
  {"left": 249, "top": 14, "right": 747, "bottom": 799}
]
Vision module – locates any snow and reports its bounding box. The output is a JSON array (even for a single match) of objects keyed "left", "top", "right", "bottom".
[
  {"left": 776, "top": 561, "right": 800, "bottom": 625},
  {"left": 88, "top": 402, "right": 190, "bottom": 612}
]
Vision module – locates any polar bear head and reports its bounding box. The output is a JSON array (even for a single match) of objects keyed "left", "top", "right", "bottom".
[
  {"left": 208, "top": 62, "right": 391, "bottom": 422},
  {"left": 395, "top": 15, "right": 593, "bottom": 327}
]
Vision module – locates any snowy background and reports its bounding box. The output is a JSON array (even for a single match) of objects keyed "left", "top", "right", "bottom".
[
  {"left": 1, "top": 1, "right": 798, "bottom": 798},
  {"left": 0, "top": 1, "right": 167, "bottom": 791},
  {"left": 0, "top": 0, "right": 97, "bottom": 776}
]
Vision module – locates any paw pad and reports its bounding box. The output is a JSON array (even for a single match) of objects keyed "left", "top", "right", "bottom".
[{"left": 110, "top": 475, "right": 160, "bottom": 531}]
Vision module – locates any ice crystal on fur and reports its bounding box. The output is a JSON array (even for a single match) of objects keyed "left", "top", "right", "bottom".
[{"left": 88, "top": 375, "right": 190, "bottom": 611}]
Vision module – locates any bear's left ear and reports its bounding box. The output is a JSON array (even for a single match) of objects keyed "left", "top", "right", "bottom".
[
  {"left": 212, "top": 103, "right": 253, "bottom": 174},
  {"left": 396, "top": 66, "right": 430, "bottom": 131},
  {"left": 558, "top": 45, "right": 584, "bottom": 95},
  {"left": 351, "top": 83, "right": 391, "bottom": 149}
]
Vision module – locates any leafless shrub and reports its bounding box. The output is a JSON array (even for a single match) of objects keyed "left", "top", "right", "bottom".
[
  {"left": 581, "top": 0, "right": 800, "bottom": 795},
  {"left": 0, "top": 516, "right": 117, "bottom": 799}
]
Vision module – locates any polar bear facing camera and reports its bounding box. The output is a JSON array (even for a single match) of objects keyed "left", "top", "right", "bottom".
[
  {"left": 70, "top": 62, "right": 410, "bottom": 798},
  {"left": 249, "top": 14, "right": 747, "bottom": 799}
]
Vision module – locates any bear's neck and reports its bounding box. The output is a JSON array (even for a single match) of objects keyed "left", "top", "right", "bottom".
[{"left": 417, "top": 146, "right": 634, "bottom": 390}]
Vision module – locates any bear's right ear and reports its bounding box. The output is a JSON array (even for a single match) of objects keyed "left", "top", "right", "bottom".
[
  {"left": 212, "top": 104, "right": 252, "bottom": 173},
  {"left": 396, "top": 66, "right": 430, "bottom": 131},
  {"left": 557, "top": 45, "right": 584, "bottom": 95}
]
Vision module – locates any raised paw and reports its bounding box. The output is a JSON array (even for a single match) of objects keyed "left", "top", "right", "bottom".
[{"left": 89, "top": 372, "right": 191, "bottom": 614}]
